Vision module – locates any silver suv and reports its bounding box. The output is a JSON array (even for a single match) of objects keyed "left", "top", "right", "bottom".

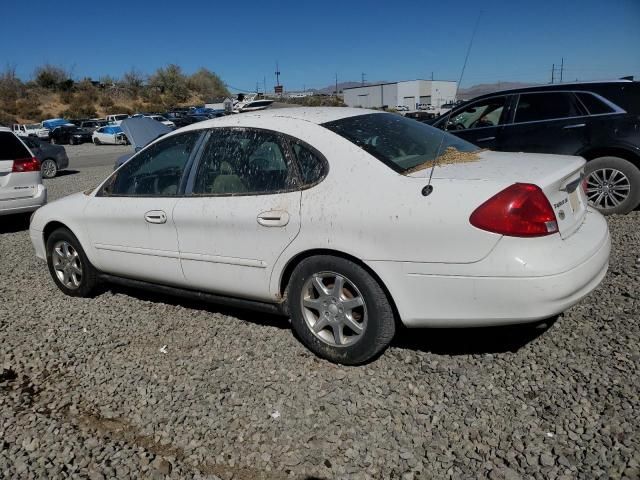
[{"left": 0, "top": 127, "right": 47, "bottom": 216}]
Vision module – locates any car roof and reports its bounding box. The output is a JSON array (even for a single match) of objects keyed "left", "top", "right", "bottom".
[
  {"left": 179, "top": 107, "right": 380, "bottom": 132},
  {"left": 464, "top": 80, "right": 637, "bottom": 102}
]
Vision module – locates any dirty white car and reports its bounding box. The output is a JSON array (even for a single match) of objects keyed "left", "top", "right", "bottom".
[
  {"left": 29, "top": 108, "right": 610, "bottom": 364},
  {"left": 1, "top": 127, "right": 46, "bottom": 216}
]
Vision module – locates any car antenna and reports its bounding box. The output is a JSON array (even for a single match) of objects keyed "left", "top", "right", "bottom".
[{"left": 422, "top": 10, "right": 482, "bottom": 197}]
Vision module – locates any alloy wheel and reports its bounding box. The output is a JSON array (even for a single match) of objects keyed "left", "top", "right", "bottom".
[
  {"left": 585, "top": 168, "right": 631, "bottom": 209},
  {"left": 300, "top": 271, "right": 368, "bottom": 347},
  {"left": 41, "top": 159, "right": 57, "bottom": 178},
  {"left": 51, "top": 241, "right": 83, "bottom": 289}
]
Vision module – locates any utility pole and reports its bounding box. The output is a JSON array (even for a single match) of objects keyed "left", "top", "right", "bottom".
[
  {"left": 560, "top": 57, "right": 564, "bottom": 83},
  {"left": 551, "top": 63, "right": 555, "bottom": 84},
  {"left": 361, "top": 72, "right": 366, "bottom": 86},
  {"left": 256, "top": 82, "right": 259, "bottom": 94},
  {"left": 431, "top": 71, "right": 434, "bottom": 81},
  {"left": 335, "top": 73, "right": 338, "bottom": 96},
  {"left": 275, "top": 61, "right": 281, "bottom": 87},
  {"left": 264, "top": 76, "right": 267, "bottom": 96}
]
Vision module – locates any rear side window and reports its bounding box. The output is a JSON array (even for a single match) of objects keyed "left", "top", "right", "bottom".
[
  {"left": 0, "top": 132, "right": 31, "bottom": 160},
  {"left": 575, "top": 92, "right": 616, "bottom": 115},
  {"left": 291, "top": 142, "right": 327, "bottom": 185},
  {"left": 514, "top": 92, "right": 582, "bottom": 123}
]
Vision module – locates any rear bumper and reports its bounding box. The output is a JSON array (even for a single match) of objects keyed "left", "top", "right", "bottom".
[
  {"left": 0, "top": 184, "right": 47, "bottom": 216},
  {"left": 369, "top": 210, "right": 610, "bottom": 327}
]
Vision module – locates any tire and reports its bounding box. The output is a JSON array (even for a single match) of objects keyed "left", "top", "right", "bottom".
[
  {"left": 584, "top": 156, "right": 640, "bottom": 215},
  {"left": 46, "top": 227, "right": 99, "bottom": 297},
  {"left": 40, "top": 159, "right": 58, "bottom": 179},
  {"left": 93, "top": 137, "right": 101, "bottom": 145},
  {"left": 69, "top": 137, "right": 75, "bottom": 145},
  {"left": 50, "top": 137, "right": 57, "bottom": 145},
  {"left": 287, "top": 255, "right": 396, "bottom": 365}
]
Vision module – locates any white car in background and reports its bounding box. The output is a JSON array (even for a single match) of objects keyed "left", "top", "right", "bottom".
[
  {"left": 395, "top": 105, "right": 410, "bottom": 111},
  {"left": 29, "top": 108, "right": 610, "bottom": 364},
  {"left": 92, "top": 125, "right": 128, "bottom": 145},
  {"left": 145, "top": 115, "right": 176, "bottom": 129},
  {"left": 0, "top": 127, "right": 46, "bottom": 216},
  {"left": 12, "top": 123, "right": 50, "bottom": 140},
  {"left": 106, "top": 114, "right": 129, "bottom": 125}
]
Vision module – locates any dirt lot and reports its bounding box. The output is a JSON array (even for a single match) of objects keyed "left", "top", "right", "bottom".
[{"left": 0, "top": 166, "right": 639, "bottom": 479}]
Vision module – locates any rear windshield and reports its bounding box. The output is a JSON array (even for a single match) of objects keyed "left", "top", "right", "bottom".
[
  {"left": 322, "top": 113, "right": 478, "bottom": 173},
  {"left": 0, "top": 132, "right": 31, "bottom": 160}
]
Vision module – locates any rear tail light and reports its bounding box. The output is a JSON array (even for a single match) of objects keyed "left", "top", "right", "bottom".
[
  {"left": 12, "top": 157, "right": 41, "bottom": 173},
  {"left": 470, "top": 183, "right": 558, "bottom": 237}
]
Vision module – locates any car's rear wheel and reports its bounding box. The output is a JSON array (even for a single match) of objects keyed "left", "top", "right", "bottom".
[
  {"left": 46, "top": 228, "right": 99, "bottom": 297},
  {"left": 287, "top": 256, "right": 395, "bottom": 365},
  {"left": 584, "top": 156, "right": 640, "bottom": 215},
  {"left": 50, "top": 137, "right": 57, "bottom": 145},
  {"left": 41, "top": 159, "right": 58, "bottom": 179},
  {"left": 69, "top": 137, "right": 75, "bottom": 145},
  {"left": 94, "top": 137, "right": 101, "bottom": 145}
]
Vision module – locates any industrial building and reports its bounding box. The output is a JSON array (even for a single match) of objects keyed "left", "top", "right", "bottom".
[{"left": 343, "top": 80, "right": 457, "bottom": 110}]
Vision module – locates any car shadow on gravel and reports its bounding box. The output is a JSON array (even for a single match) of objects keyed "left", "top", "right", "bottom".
[
  {"left": 391, "top": 318, "right": 558, "bottom": 355},
  {"left": 104, "top": 284, "right": 290, "bottom": 330},
  {"left": 0, "top": 213, "right": 30, "bottom": 233},
  {"left": 54, "top": 169, "right": 80, "bottom": 178}
]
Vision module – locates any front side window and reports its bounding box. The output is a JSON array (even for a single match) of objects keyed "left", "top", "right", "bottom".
[
  {"left": 514, "top": 92, "right": 581, "bottom": 123},
  {"left": 103, "top": 131, "right": 200, "bottom": 196},
  {"left": 192, "top": 129, "right": 295, "bottom": 195},
  {"left": 323, "top": 113, "right": 478, "bottom": 173},
  {"left": 446, "top": 96, "right": 507, "bottom": 130}
]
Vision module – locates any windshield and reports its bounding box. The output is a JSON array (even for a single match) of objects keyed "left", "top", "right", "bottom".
[
  {"left": 114, "top": 114, "right": 128, "bottom": 120},
  {"left": 322, "top": 113, "right": 478, "bottom": 173}
]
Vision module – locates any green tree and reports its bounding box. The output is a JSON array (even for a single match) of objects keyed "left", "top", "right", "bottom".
[
  {"left": 187, "top": 68, "right": 229, "bottom": 101},
  {"left": 150, "top": 64, "right": 189, "bottom": 102},
  {"left": 122, "top": 68, "right": 145, "bottom": 98},
  {"left": 34, "top": 64, "right": 72, "bottom": 91}
]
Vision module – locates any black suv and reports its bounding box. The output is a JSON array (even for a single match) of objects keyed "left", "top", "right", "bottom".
[{"left": 432, "top": 81, "right": 640, "bottom": 215}]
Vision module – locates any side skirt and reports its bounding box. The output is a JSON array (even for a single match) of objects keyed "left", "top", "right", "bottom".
[{"left": 99, "top": 273, "right": 285, "bottom": 316}]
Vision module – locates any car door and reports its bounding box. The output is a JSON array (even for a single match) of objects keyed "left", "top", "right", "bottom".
[
  {"left": 497, "top": 91, "right": 589, "bottom": 155},
  {"left": 440, "top": 95, "right": 510, "bottom": 149},
  {"left": 83, "top": 130, "right": 203, "bottom": 285},
  {"left": 173, "top": 128, "right": 302, "bottom": 301}
]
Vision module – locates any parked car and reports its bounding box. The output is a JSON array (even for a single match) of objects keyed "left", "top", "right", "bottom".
[
  {"left": 42, "top": 118, "right": 74, "bottom": 131},
  {"left": 30, "top": 108, "right": 609, "bottom": 364},
  {"left": 12, "top": 123, "right": 50, "bottom": 140},
  {"left": 395, "top": 105, "right": 410, "bottom": 112},
  {"left": 146, "top": 115, "right": 176, "bottom": 129},
  {"left": 0, "top": 127, "right": 46, "bottom": 216},
  {"left": 92, "top": 125, "right": 128, "bottom": 145},
  {"left": 417, "top": 103, "right": 436, "bottom": 112},
  {"left": 163, "top": 112, "right": 192, "bottom": 128},
  {"left": 431, "top": 81, "right": 640, "bottom": 214},
  {"left": 80, "top": 120, "right": 108, "bottom": 132},
  {"left": 20, "top": 136, "right": 69, "bottom": 178},
  {"left": 106, "top": 114, "right": 129, "bottom": 125},
  {"left": 49, "top": 126, "right": 93, "bottom": 145},
  {"left": 404, "top": 111, "right": 436, "bottom": 121}
]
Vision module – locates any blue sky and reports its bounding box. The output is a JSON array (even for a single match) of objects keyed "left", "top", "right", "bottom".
[{"left": 1, "top": 0, "right": 638, "bottom": 92}]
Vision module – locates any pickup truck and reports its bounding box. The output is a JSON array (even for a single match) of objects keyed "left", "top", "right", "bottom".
[
  {"left": 106, "top": 114, "right": 129, "bottom": 125},
  {"left": 11, "top": 123, "right": 50, "bottom": 140}
]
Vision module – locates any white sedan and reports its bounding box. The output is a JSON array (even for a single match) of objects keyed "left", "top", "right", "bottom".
[
  {"left": 29, "top": 108, "right": 610, "bottom": 364},
  {"left": 92, "top": 126, "right": 128, "bottom": 145}
]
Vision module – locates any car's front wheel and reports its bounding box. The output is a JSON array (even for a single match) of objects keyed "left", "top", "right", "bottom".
[
  {"left": 46, "top": 228, "right": 99, "bottom": 297},
  {"left": 93, "top": 137, "right": 101, "bottom": 145},
  {"left": 40, "top": 159, "right": 58, "bottom": 179},
  {"left": 287, "top": 256, "right": 396, "bottom": 365},
  {"left": 584, "top": 156, "right": 640, "bottom": 215}
]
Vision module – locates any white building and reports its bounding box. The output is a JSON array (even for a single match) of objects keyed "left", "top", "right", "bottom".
[{"left": 343, "top": 80, "right": 457, "bottom": 110}]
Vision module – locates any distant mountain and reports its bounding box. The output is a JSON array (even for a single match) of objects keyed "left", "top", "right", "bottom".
[{"left": 457, "top": 82, "right": 538, "bottom": 100}]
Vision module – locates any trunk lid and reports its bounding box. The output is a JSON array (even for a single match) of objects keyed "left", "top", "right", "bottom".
[{"left": 407, "top": 150, "right": 588, "bottom": 239}]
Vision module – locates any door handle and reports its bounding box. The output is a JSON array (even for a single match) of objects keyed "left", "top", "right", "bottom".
[
  {"left": 257, "top": 211, "right": 290, "bottom": 227},
  {"left": 563, "top": 123, "right": 586, "bottom": 129},
  {"left": 476, "top": 136, "right": 496, "bottom": 142},
  {"left": 144, "top": 210, "right": 167, "bottom": 224}
]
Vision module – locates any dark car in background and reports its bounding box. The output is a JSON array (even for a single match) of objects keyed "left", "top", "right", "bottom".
[
  {"left": 20, "top": 136, "right": 69, "bottom": 178},
  {"left": 80, "top": 119, "right": 108, "bottom": 132},
  {"left": 432, "top": 80, "right": 640, "bottom": 214},
  {"left": 49, "top": 126, "right": 93, "bottom": 145}
]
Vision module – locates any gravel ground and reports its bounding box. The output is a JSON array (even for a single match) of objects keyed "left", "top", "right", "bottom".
[{"left": 1, "top": 166, "right": 639, "bottom": 479}]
